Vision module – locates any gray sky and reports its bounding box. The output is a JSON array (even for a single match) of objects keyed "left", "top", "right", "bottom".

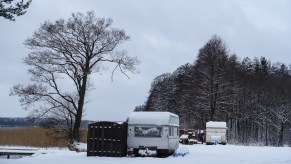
[{"left": 1, "top": 0, "right": 291, "bottom": 121}]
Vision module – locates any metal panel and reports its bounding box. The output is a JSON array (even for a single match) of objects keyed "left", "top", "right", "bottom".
[{"left": 87, "top": 121, "right": 128, "bottom": 157}]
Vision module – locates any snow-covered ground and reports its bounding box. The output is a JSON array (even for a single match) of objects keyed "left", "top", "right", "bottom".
[{"left": 1, "top": 144, "right": 291, "bottom": 164}]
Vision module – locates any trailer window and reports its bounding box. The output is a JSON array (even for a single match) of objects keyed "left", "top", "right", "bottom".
[
  {"left": 134, "top": 127, "right": 162, "bottom": 137},
  {"left": 174, "top": 127, "right": 178, "bottom": 136},
  {"left": 170, "top": 127, "right": 178, "bottom": 136}
]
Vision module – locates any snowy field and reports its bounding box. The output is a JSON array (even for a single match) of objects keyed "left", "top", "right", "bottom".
[{"left": 1, "top": 144, "right": 291, "bottom": 164}]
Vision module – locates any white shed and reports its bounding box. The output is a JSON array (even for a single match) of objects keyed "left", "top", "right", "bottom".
[{"left": 127, "top": 112, "right": 179, "bottom": 155}]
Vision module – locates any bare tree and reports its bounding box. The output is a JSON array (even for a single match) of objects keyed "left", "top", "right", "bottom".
[
  {"left": 194, "top": 35, "right": 230, "bottom": 121},
  {"left": 10, "top": 11, "right": 139, "bottom": 143},
  {"left": 0, "top": 0, "right": 31, "bottom": 21}
]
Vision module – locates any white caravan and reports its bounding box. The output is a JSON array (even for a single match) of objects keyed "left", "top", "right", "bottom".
[
  {"left": 205, "top": 121, "right": 227, "bottom": 145},
  {"left": 127, "top": 112, "right": 179, "bottom": 155}
]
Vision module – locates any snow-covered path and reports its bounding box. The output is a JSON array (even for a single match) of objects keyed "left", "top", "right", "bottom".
[{"left": 1, "top": 144, "right": 290, "bottom": 164}]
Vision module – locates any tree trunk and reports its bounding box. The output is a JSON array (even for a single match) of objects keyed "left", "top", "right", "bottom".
[
  {"left": 278, "top": 122, "right": 284, "bottom": 147},
  {"left": 72, "top": 71, "right": 88, "bottom": 142},
  {"left": 73, "top": 112, "right": 82, "bottom": 142},
  {"left": 265, "top": 123, "right": 268, "bottom": 146}
]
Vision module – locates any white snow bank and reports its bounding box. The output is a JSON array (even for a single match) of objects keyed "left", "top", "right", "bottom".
[
  {"left": 1, "top": 144, "right": 291, "bottom": 164},
  {"left": 73, "top": 142, "right": 87, "bottom": 152}
]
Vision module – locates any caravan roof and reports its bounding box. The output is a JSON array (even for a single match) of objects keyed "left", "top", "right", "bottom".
[
  {"left": 127, "top": 112, "right": 179, "bottom": 126},
  {"left": 206, "top": 121, "right": 227, "bottom": 128}
]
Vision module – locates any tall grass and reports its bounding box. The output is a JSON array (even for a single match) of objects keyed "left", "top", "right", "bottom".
[{"left": 0, "top": 127, "right": 87, "bottom": 148}]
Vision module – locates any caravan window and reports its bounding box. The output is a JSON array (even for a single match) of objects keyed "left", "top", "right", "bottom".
[
  {"left": 174, "top": 127, "right": 178, "bottom": 136},
  {"left": 169, "top": 127, "right": 178, "bottom": 136},
  {"left": 134, "top": 126, "right": 162, "bottom": 137}
]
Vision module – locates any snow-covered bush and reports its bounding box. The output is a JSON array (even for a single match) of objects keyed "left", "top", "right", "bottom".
[{"left": 68, "top": 141, "right": 86, "bottom": 152}]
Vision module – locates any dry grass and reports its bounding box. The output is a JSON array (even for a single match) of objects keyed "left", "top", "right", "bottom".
[{"left": 0, "top": 127, "right": 87, "bottom": 148}]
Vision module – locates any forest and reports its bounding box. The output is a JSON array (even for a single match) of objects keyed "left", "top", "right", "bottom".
[{"left": 135, "top": 35, "right": 291, "bottom": 146}]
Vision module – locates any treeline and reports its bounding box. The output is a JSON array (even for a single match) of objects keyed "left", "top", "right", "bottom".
[
  {"left": 0, "top": 117, "right": 39, "bottom": 127},
  {"left": 136, "top": 35, "right": 291, "bottom": 146},
  {"left": 0, "top": 117, "right": 91, "bottom": 129}
]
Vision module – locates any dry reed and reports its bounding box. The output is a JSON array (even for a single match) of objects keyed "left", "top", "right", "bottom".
[{"left": 0, "top": 127, "right": 87, "bottom": 148}]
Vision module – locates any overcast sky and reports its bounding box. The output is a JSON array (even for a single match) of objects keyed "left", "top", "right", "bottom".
[{"left": 1, "top": 0, "right": 291, "bottom": 121}]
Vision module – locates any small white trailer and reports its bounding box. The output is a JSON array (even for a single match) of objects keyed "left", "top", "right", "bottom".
[
  {"left": 205, "top": 121, "right": 227, "bottom": 145},
  {"left": 127, "top": 112, "right": 179, "bottom": 156}
]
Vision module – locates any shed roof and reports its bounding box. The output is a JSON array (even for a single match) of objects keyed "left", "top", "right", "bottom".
[{"left": 127, "top": 112, "right": 179, "bottom": 126}]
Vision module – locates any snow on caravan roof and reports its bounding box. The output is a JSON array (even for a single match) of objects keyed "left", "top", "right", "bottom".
[
  {"left": 206, "top": 121, "right": 227, "bottom": 128},
  {"left": 127, "top": 112, "right": 179, "bottom": 126}
]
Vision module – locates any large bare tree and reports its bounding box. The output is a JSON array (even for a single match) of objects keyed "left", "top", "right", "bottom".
[
  {"left": 194, "top": 35, "right": 230, "bottom": 121},
  {"left": 11, "top": 11, "right": 139, "bottom": 142}
]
